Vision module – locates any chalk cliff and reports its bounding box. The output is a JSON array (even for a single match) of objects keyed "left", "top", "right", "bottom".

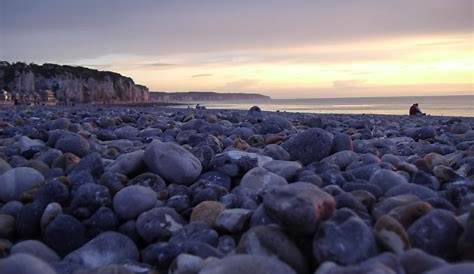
[{"left": 0, "top": 62, "right": 149, "bottom": 103}]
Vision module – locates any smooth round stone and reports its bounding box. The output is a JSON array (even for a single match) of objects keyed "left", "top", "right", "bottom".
[
  {"left": 70, "top": 152, "right": 104, "bottom": 178},
  {"left": 0, "top": 253, "right": 56, "bottom": 274},
  {"left": 83, "top": 207, "right": 119, "bottom": 237},
  {"left": 411, "top": 171, "right": 440, "bottom": 190},
  {"left": 142, "top": 242, "right": 182, "bottom": 269},
  {"left": 114, "top": 125, "right": 139, "bottom": 139},
  {"left": 190, "top": 201, "right": 225, "bottom": 228},
  {"left": 416, "top": 126, "right": 436, "bottom": 140},
  {"left": 99, "top": 172, "right": 128, "bottom": 195},
  {"left": 51, "top": 152, "right": 81, "bottom": 172},
  {"left": 117, "top": 220, "right": 141, "bottom": 245},
  {"left": 388, "top": 201, "right": 432, "bottom": 228},
  {"left": 36, "top": 149, "right": 62, "bottom": 167},
  {"left": 260, "top": 115, "right": 292, "bottom": 134},
  {"left": 407, "top": 209, "right": 463, "bottom": 259},
  {"left": 169, "top": 222, "right": 218, "bottom": 247},
  {"left": 136, "top": 207, "right": 186, "bottom": 242},
  {"left": 368, "top": 169, "right": 408, "bottom": 193},
  {"left": 198, "top": 255, "right": 296, "bottom": 274},
  {"left": 106, "top": 150, "right": 145, "bottom": 176},
  {"left": 374, "top": 215, "right": 410, "bottom": 254},
  {"left": 18, "top": 136, "right": 45, "bottom": 158},
  {"left": 314, "top": 252, "right": 402, "bottom": 274},
  {"left": 180, "top": 241, "right": 224, "bottom": 259},
  {"left": 424, "top": 263, "right": 474, "bottom": 274},
  {"left": 166, "top": 195, "right": 190, "bottom": 213},
  {"left": 191, "top": 145, "right": 215, "bottom": 171},
  {"left": 218, "top": 235, "right": 236, "bottom": 255},
  {"left": 199, "top": 171, "right": 231, "bottom": 190},
  {"left": 15, "top": 202, "right": 45, "bottom": 238},
  {"left": 0, "top": 167, "right": 45, "bottom": 202},
  {"left": 169, "top": 254, "right": 205, "bottom": 274},
  {"left": 449, "top": 122, "right": 470, "bottom": 134},
  {"left": 35, "top": 179, "right": 69, "bottom": 206},
  {"left": 457, "top": 210, "right": 474, "bottom": 260},
  {"left": 262, "top": 144, "right": 290, "bottom": 161},
  {"left": 0, "top": 200, "right": 23, "bottom": 217},
  {"left": 113, "top": 185, "right": 157, "bottom": 220},
  {"left": 25, "top": 159, "right": 49, "bottom": 178},
  {"left": 237, "top": 225, "right": 308, "bottom": 274},
  {"left": 63, "top": 231, "right": 139, "bottom": 269},
  {"left": 11, "top": 240, "right": 60, "bottom": 262},
  {"left": 313, "top": 216, "right": 377, "bottom": 265},
  {"left": 335, "top": 192, "right": 367, "bottom": 214},
  {"left": 350, "top": 190, "right": 377, "bottom": 208},
  {"left": 0, "top": 158, "right": 12, "bottom": 175},
  {"left": 240, "top": 167, "right": 287, "bottom": 195},
  {"left": 215, "top": 208, "right": 251, "bottom": 233},
  {"left": 263, "top": 182, "right": 335, "bottom": 235},
  {"left": 40, "top": 202, "right": 63, "bottom": 231},
  {"left": 71, "top": 183, "right": 111, "bottom": 215},
  {"left": 49, "top": 117, "right": 71, "bottom": 130},
  {"left": 129, "top": 172, "right": 167, "bottom": 195},
  {"left": 44, "top": 214, "right": 88, "bottom": 256},
  {"left": 54, "top": 133, "right": 90, "bottom": 157},
  {"left": 144, "top": 141, "right": 202, "bottom": 185},
  {"left": 75, "top": 264, "right": 135, "bottom": 274},
  {"left": 262, "top": 160, "right": 302, "bottom": 180},
  {"left": 385, "top": 183, "right": 437, "bottom": 200},
  {"left": 423, "top": 153, "right": 450, "bottom": 170},
  {"left": 282, "top": 128, "right": 334, "bottom": 164},
  {"left": 322, "top": 150, "right": 359, "bottom": 170},
  {"left": 0, "top": 214, "right": 14, "bottom": 238},
  {"left": 399, "top": 248, "right": 447, "bottom": 274},
  {"left": 332, "top": 133, "right": 353, "bottom": 152},
  {"left": 372, "top": 194, "right": 420, "bottom": 219}
]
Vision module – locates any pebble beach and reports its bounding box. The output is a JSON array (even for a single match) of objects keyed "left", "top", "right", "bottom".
[{"left": 0, "top": 105, "right": 473, "bottom": 274}]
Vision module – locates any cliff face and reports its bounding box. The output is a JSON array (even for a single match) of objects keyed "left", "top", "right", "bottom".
[
  {"left": 0, "top": 62, "right": 149, "bottom": 103},
  {"left": 151, "top": 91, "right": 271, "bottom": 102}
]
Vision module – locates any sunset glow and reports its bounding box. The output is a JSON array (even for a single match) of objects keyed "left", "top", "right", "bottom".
[
  {"left": 1, "top": 0, "right": 472, "bottom": 98},
  {"left": 109, "top": 33, "right": 473, "bottom": 98}
]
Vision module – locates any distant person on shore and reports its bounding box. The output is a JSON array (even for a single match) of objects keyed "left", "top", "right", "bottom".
[{"left": 409, "top": 103, "right": 425, "bottom": 116}]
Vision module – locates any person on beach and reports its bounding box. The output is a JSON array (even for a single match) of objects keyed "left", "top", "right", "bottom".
[{"left": 409, "top": 103, "right": 425, "bottom": 116}]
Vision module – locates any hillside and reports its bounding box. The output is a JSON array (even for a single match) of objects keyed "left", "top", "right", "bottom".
[{"left": 150, "top": 91, "right": 270, "bottom": 102}]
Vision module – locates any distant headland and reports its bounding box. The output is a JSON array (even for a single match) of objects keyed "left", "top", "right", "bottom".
[{"left": 150, "top": 91, "right": 271, "bottom": 102}]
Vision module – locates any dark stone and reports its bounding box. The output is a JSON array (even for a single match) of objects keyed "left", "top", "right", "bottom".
[{"left": 282, "top": 128, "right": 334, "bottom": 164}]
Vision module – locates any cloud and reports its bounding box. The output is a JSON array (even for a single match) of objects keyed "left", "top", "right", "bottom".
[
  {"left": 144, "top": 62, "right": 176, "bottom": 67},
  {"left": 333, "top": 80, "right": 367, "bottom": 89},
  {"left": 192, "top": 73, "right": 213, "bottom": 78},
  {"left": 1, "top": 0, "right": 472, "bottom": 62}
]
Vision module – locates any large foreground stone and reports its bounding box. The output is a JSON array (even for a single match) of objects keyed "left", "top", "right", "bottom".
[
  {"left": 64, "top": 231, "right": 139, "bottom": 268},
  {"left": 0, "top": 253, "right": 56, "bottom": 274},
  {"left": 313, "top": 216, "right": 377, "bottom": 265},
  {"left": 407, "top": 209, "right": 463, "bottom": 259},
  {"left": 282, "top": 128, "right": 334, "bottom": 164},
  {"left": 237, "top": 225, "right": 308, "bottom": 274},
  {"left": 144, "top": 141, "right": 202, "bottom": 185},
  {"left": 0, "top": 167, "right": 44, "bottom": 202},
  {"left": 263, "top": 182, "right": 335, "bottom": 235},
  {"left": 113, "top": 185, "right": 157, "bottom": 220},
  {"left": 198, "top": 254, "right": 296, "bottom": 274}
]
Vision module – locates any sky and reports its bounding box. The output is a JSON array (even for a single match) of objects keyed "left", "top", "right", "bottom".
[{"left": 0, "top": 0, "right": 473, "bottom": 98}]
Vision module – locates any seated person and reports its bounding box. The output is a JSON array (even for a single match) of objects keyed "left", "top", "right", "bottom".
[{"left": 409, "top": 103, "right": 425, "bottom": 116}]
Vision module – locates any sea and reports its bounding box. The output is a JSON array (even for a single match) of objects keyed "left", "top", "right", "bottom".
[{"left": 180, "top": 95, "right": 474, "bottom": 117}]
